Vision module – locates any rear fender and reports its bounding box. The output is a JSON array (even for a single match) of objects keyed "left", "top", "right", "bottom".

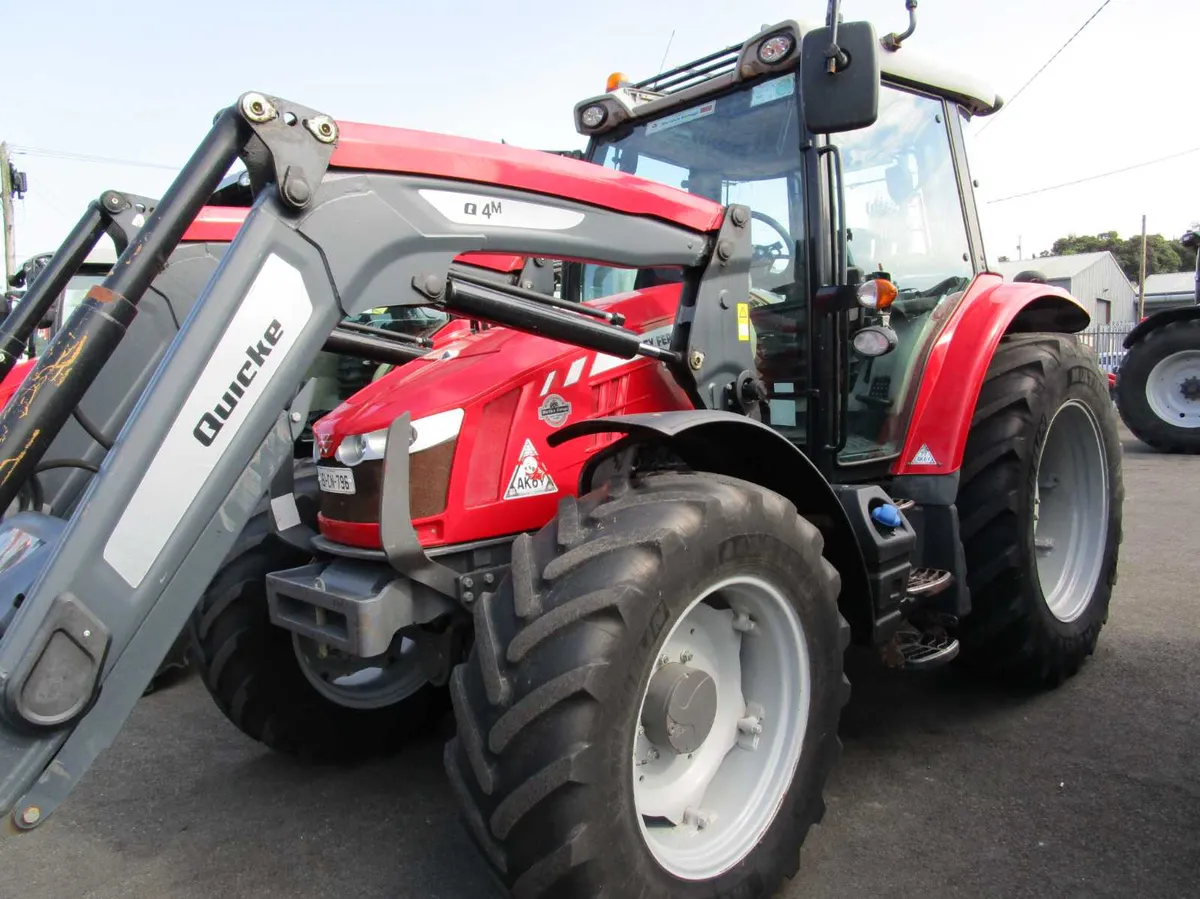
[
  {"left": 1122, "top": 305, "right": 1200, "bottom": 349},
  {"left": 894, "top": 274, "right": 1089, "bottom": 477},
  {"left": 548, "top": 411, "right": 875, "bottom": 644}
]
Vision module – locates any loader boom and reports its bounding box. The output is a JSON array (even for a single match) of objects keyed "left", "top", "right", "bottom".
[{"left": 0, "top": 91, "right": 751, "bottom": 829}]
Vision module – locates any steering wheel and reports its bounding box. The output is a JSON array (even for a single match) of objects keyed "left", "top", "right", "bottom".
[{"left": 749, "top": 210, "right": 794, "bottom": 279}]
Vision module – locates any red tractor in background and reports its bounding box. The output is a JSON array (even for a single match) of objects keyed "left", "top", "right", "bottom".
[
  {"left": 0, "top": 4, "right": 1123, "bottom": 899},
  {"left": 1114, "top": 224, "right": 1200, "bottom": 451}
]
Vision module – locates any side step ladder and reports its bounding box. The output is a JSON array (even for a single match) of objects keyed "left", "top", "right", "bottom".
[{"left": 883, "top": 562, "right": 960, "bottom": 671}]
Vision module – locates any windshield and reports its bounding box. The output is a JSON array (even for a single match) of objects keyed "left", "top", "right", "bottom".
[{"left": 583, "top": 73, "right": 812, "bottom": 445}]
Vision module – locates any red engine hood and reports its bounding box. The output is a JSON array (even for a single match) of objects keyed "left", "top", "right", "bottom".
[{"left": 314, "top": 284, "right": 683, "bottom": 445}]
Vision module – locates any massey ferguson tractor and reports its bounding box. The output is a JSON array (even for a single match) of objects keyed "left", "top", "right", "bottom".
[
  {"left": 0, "top": 4, "right": 1123, "bottom": 898},
  {"left": 1114, "top": 224, "right": 1200, "bottom": 452}
]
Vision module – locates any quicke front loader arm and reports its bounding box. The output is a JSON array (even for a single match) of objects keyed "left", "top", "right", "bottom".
[{"left": 0, "top": 91, "right": 755, "bottom": 832}]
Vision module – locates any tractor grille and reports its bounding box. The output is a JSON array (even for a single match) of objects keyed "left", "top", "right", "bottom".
[{"left": 318, "top": 461, "right": 382, "bottom": 523}]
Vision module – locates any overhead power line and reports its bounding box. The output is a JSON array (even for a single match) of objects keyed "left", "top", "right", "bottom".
[
  {"left": 986, "top": 144, "right": 1200, "bottom": 203},
  {"left": 9, "top": 145, "right": 179, "bottom": 172},
  {"left": 977, "top": 0, "right": 1115, "bottom": 135}
]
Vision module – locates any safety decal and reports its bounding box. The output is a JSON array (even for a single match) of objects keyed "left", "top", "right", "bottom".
[
  {"left": 736, "top": 302, "right": 751, "bottom": 341},
  {"left": 504, "top": 439, "right": 559, "bottom": 499},
  {"left": 909, "top": 444, "right": 938, "bottom": 466},
  {"left": 538, "top": 394, "right": 572, "bottom": 428}
]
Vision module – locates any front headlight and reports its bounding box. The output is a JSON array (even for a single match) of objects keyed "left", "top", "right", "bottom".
[{"left": 334, "top": 408, "right": 465, "bottom": 467}]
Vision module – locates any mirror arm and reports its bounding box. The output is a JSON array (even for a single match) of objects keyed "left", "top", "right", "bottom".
[{"left": 883, "top": 0, "right": 919, "bottom": 50}]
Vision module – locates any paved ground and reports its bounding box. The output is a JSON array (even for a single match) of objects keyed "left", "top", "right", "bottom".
[{"left": 5, "top": 427, "right": 1199, "bottom": 899}]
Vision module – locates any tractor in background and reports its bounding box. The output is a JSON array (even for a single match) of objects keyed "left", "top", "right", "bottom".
[
  {"left": 1114, "top": 224, "right": 1200, "bottom": 451},
  {"left": 0, "top": 4, "right": 1123, "bottom": 898}
]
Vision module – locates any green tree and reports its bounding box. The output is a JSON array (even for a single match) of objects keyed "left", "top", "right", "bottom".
[{"left": 1049, "top": 229, "right": 1196, "bottom": 282}]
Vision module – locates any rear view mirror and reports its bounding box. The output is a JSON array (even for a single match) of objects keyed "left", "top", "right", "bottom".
[{"left": 800, "top": 21, "right": 880, "bottom": 133}]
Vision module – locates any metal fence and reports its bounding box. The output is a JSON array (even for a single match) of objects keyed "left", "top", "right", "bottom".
[{"left": 1076, "top": 321, "right": 1134, "bottom": 375}]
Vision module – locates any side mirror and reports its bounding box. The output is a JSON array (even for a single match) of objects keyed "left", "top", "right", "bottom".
[{"left": 800, "top": 21, "right": 880, "bottom": 133}]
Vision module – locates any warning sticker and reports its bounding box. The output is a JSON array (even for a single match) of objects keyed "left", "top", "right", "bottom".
[
  {"left": 909, "top": 444, "right": 938, "bottom": 466},
  {"left": 737, "top": 302, "right": 751, "bottom": 341},
  {"left": 645, "top": 100, "right": 717, "bottom": 135},
  {"left": 504, "top": 439, "right": 559, "bottom": 499}
]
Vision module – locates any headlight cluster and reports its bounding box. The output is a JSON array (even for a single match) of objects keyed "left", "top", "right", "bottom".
[{"left": 334, "top": 408, "right": 465, "bottom": 467}]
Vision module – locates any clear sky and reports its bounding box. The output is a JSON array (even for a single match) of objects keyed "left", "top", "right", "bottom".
[{"left": 4, "top": 0, "right": 1197, "bottom": 266}]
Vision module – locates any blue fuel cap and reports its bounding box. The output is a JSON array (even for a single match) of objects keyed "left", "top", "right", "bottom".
[{"left": 871, "top": 504, "right": 903, "bottom": 529}]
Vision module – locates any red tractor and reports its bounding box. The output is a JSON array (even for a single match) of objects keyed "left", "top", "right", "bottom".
[{"left": 0, "top": 5, "right": 1122, "bottom": 899}]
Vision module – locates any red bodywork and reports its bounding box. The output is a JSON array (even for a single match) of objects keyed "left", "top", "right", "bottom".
[
  {"left": 313, "top": 284, "right": 691, "bottom": 548},
  {"left": 893, "top": 273, "right": 1088, "bottom": 476},
  {"left": 330, "top": 122, "right": 725, "bottom": 234}
]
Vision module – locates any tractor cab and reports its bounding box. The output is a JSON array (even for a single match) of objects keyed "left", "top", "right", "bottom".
[{"left": 566, "top": 19, "right": 992, "bottom": 471}]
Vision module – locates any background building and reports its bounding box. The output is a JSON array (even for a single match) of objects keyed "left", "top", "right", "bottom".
[
  {"left": 1142, "top": 271, "right": 1198, "bottom": 313},
  {"left": 993, "top": 251, "right": 1137, "bottom": 323}
]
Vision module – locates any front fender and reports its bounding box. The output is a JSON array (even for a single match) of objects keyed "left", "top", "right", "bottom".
[
  {"left": 894, "top": 274, "right": 1089, "bottom": 477},
  {"left": 1123, "top": 305, "right": 1200, "bottom": 349},
  {"left": 549, "top": 411, "right": 876, "bottom": 644}
]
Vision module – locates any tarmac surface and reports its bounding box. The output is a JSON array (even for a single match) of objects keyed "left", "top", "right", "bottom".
[{"left": 3, "top": 427, "right": 1198, "bottom": 899}]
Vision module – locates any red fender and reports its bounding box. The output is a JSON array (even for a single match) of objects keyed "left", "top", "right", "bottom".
[{"left": 892, "top": 273, "right": 1089, "bottom": 477}]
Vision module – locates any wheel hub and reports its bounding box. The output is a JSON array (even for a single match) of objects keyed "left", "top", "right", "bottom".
[
  {"left": 1145, "top": 349, "right": 1200, "bottom": 428},
  {"left": 642, "top": 663, "right": 718, "bottom": 755}
]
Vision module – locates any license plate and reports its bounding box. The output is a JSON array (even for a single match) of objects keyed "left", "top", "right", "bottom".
[{"left": 318, "top": 466, "right": 356, "bottom": 495}]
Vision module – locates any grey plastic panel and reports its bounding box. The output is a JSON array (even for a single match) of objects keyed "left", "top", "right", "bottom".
[
  {"left": 0, "top": 193, "right": 342, "bottom": 823},
  {"left": 38, "top": 244, "right": 228, "bottom": 516},
  {"left": 300, "top": 172, "right": 714, "bottom": 315}
]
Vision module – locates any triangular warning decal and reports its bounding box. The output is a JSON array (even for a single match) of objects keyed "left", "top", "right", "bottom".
[
  {"left": 910, "top": 444, "right": 938, "bottom": 466},
  {"left": 504, "top": 439, "right": 558, "bottom": 499}
]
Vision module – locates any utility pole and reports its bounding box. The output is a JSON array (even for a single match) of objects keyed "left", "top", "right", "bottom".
[
  {"left": 1137, "top": 213, "right": 1147, "bottom": 320},
  {"left": 0, "top": 142, "right": 14, "bottom": 285},
  {"left": 1017, "top": 235, "right": 1022, "bottom": 260}
]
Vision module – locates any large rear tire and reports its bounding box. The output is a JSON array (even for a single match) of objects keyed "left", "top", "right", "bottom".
[
  {"left": 445, "top": 471, "right": 848, "bottom": 899},
  {"left": 189, "top": 464, "right": 448, "bottom": 761},
  {"left": 1114, "top": 318, "right": 1200, "bottom": 453},
  {"left": 955, "top": 334, "right": 1123, "bottom": 687}
]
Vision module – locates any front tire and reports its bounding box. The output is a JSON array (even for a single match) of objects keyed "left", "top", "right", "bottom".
[
  {"left": 189, "top": 466, "right": 447, "bottom": 761},
  {"left": 1115, "top": 318, "right": 1200, "bottom": 452},
  {"left": 445, "top": 471, "right": 848, "bottom": 899},
  {"left": 956, "top": 334, "right": 1124, "bottom": 686}
]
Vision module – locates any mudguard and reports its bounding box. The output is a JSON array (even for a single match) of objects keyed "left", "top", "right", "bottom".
[
  {"left": 1122, "top": 305, "right": 1200, "bottom": 349},
  {"left": 548, "top": 411, "right": 876, "bottom": 642},
  {"left": 893, "top": 273, "right": 1089, "bottom": 477}
]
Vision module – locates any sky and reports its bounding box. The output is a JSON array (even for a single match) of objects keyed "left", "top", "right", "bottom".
[{"left": 3, "top": 0, "right": 1198, "bottom": 268}]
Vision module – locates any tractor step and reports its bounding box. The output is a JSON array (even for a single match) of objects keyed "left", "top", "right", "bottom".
[
  {"left": 906, "top": 567, "right": 952, "bottom": 598},
  {"left": 896, "top": 630, "right": 960, "bottom": 670},
  {"left": 880, "top": 627, "right": 961, "bottom": 671}
]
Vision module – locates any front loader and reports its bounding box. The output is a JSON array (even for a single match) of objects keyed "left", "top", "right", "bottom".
[
  {"left": 0, "top": 4, "right": 1122, "bottom": 898},
  {"left": 1114, "top": 224, "right": 1200, "bottom": 451},
  {"left": 0, "top": 178, "right": 551, "bottom": 693}
]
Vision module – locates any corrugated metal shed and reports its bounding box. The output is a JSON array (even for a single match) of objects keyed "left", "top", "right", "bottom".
[
  {"left": 992, "top": 251, "right": 1137, "bottom": 322},
  {"left": 1144, "top": 271, "right": 1198, "bottom": 309}
]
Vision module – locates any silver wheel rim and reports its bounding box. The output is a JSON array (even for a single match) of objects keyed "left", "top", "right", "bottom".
[
  {"left": 1033, "top": 400, "right": 1109, "bottom": 623},
  {"left": 293, "top": 634, "right": 428, "bottom": 709},
  {"left": 1145, "top": 349, "right": 1200, "bottom": 428},
  {"left": 632, "top": 575, "right": 810, "bottom": 880}
]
